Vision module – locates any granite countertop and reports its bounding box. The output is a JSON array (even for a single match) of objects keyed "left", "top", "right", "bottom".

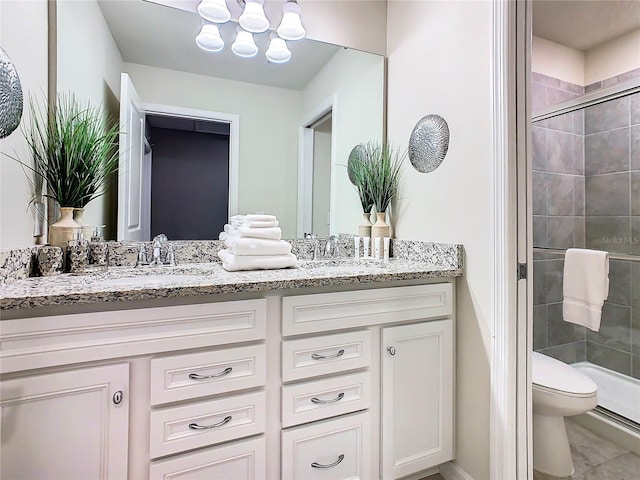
[{"left": 0, "top": 257, "right": 463, "bottom": 311}]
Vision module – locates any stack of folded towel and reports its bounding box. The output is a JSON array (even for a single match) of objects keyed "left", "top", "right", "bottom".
[{"left": 218, "top": 214, "right": 297, "bottom": 271}]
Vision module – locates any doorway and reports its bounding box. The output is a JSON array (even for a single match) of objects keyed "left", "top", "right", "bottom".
[{"left": 145, "top": 115, "right": 230, "bottom": 240}]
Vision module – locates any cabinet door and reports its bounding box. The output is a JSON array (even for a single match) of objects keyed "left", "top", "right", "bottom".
[
  {"left": 381, "top": 320, "right": 453, "bottom": 479},
  {"left": 1, "top": 363, "right": 129, "bottom": 480}
]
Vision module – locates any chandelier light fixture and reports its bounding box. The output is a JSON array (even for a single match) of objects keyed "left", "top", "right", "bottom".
[{"left": 195, "top": 0, "right": 305, "bottom": 63}]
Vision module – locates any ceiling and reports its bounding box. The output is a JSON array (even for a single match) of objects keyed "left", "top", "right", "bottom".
[
  {"left": 97, "top": 0, "right": 341, "bottom": 90},
  {"left": 533, "top": 0, "right": 640, "bottom": 51}
]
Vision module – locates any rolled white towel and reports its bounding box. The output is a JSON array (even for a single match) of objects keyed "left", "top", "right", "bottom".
[
  {"left": 218, "top": 249, "right": 297, "bottom": 271},
  {"left": 225, "top": 237, "right": 291, "bottom": 256},
  {"left": 244, "top": 220, "right": 279, "bottom": 228},
  {"left": 237, "top": 226, "right": 282, "bottom": 240},
  {"left": 246, "top": 214, "right": 277, "bottom": 222}
]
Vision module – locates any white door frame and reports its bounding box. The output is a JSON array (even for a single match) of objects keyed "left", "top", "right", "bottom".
[
  {"left": 142, "top": 102, "right": 240, "bottom": 219},
  {"left": 490, "top": 1, "right": 531, "bottom": 479},
  {"left": 297, "top": 94, "right": 338, "bottom": 238}
]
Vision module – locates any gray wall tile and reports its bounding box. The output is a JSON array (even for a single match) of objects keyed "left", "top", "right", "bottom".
[
  {"left": 585, "top": 217, "right": 631, "bottom": 253},
  {"left": 575, "top": 176, "right": 585, "bottom": 215},
  {"left": 547, "top": 112, "right": 574, "bottom": 134},
  {"left": 534, "top": 305, "right": 548, "bottom": 350},
  {"left": 601, "top": 68, "right": 640, "bottom": 88},
  {"left": 632, "top": 125, "right": 640, "bottom": 170},
  {"left": 632, "top": 217, "right": 640, "bottom": 255},
  {"left": 586, "top": 342, "right": 631, "bottom": 375},
  {"left": 631, "top": 93, "right": 640, "bottom": 125},
  {"left": 633, "top": 354, "right": 640, "bottom": 380},
  {"left": 532, "top": 72, "right": 561, "bottom": 88},
  {"left": 531, "top": 82, "right": 547, "bottom": 114},
  {"left": 585, "top": 173, "right": 630, "bottom": 216},
  {"left": 546, "top": 259, "right": 564, "bottom": 303},
  {"left": 573, "top": 135, "right": 585, "bottom": 175},
  {"left": 533, "top": 260, "right": 547, "bottom": 305},
  {"left": 632, "top": 262, "right": 640, "bottom": 310},
  {"left": 585, "top": 82, "right": 602, "bottom": 93},
  {"left": 573, "top": 110, "right": 584, "bottom": 136},
  {"left": 533, "top": 171, "right": 547, "bottom": 215},
  {"left": 586, "top": 303, "right": 631, "bottom": 352},
  {"left": 575, "top": 217, "right": 585, "bottom": 247},
  {"left": 539, "top": 343, "right": 581, "bottom": 364},
  {"left": 548, "top": 303, "right": 585, "bottom": 346},
  {"left": 585, "top": 128, "right": 630, "bottom": 175},
  {"left": 607, "top": 260, "right": 631, "bottom": 307},
  {"left": 547, "top": 130, "right": 575, "bottom": 174},
  {"left": 585, "top": 97, "right": 630, "bottom": 135},
  {"left": 632, "top": 172, "right": 640, "bottom": 215},
  {"left": 547, "top": 87, "right": 576, "bottom": 107},
  {"left": 632, "top": 307, "right": 639, "bottom": 356},
  {"left": 533, "top": 215, "right": 548, "bottom": 248},
  {"left": 548, "top": 216, "right": 576, "bottom": 248},
  {"left": 532, "top": 126, "right": 546, "bottom": 171},
  {"left": 547, "top": 174, "right": 576, "bottom": 215}
]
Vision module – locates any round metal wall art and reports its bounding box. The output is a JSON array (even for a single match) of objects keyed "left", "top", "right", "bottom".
[
  {"left": 0, "top": 47, "right": 24, "bottom": 139},
  {"left": 408, "top": 114, "right": 450, "bottom": 173},
  {"left": 347, "top": 143, "right": 366, "bottom": 185}
]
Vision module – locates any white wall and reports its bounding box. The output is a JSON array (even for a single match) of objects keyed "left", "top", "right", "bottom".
[
  {"left": 312, "top": 121, "right": 331, "bottom": 237},
  {"left": 387, "top": 1, "right": 492, "bottom": 479},
  {"left": 123, "top": 63, "right": 301, "bottom": 238},
  {"left": 56, "top": 0, "right": 124, "bottom": 239},
  {"left": 302, "top": 48, "right": 385, "bottom": 236},
  {"left": 532, "top": 35, "right": 585, "bottom": 86},
  {"left": 585, "top": 28, "right": 640, "bottom": 85},
  {"left": 0, "top": 0, "right": 48, "bottom": 249}
]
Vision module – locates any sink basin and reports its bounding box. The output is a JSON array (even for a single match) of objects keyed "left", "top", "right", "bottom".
[{"left": 100, "top": 274, "right": 203, "bottom": 287}]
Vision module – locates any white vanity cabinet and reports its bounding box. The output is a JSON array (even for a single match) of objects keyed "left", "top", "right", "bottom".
[
  {"left": 281, "top": 283, "right": 455, "bottom": 479},
  {"left": 0, "top": 280, "right": 455, "bottom": 479},
  {"left": 0, "top": 363, "right": 130, "bottom": 480}
]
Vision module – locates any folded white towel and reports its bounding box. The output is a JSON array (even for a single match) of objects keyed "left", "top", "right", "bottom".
[
  {"left": 237, "top": 226, "right": 282, "bottom": 240},
  {"left": 218, "top": 249, "right": 297, "bottom": 271},
  {"left": 244, "top": 220, "right": 279, "bottom": 228},
  {"left": 225, "top": 237, "right": 292, "bottom": 256},
  {"left": 246, "top": 214, "right": 277, "bottom": 222},
  {"left": 563, "top": 248, "right": 609, "bottom": 332}
]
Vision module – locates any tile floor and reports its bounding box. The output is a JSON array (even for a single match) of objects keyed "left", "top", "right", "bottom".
[{"left": 533, "top": 419, "right": 640, "bottom": 480}]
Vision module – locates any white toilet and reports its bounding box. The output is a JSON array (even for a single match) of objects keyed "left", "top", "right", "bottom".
[{"left": 532, "top": 352, "right": 598, "bottom": 477}]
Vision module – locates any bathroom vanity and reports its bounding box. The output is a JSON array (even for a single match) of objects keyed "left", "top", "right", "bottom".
[{"left": 0, "top": 250, "right": 461, "bottom": 479}]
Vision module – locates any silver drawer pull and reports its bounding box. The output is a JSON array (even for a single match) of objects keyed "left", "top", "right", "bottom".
[
  {"left": 311, "top": 349, "right": 345, "bottom": 360},
  {"left": 188, "top": 415, "right": 232, "bottom": 430},
  {"left": 188, "top": 367, "right": 232, "bottom": 380},
  {"left": 311, "top": 454, "right": 345, "bottom": 469},
  {"left": 311, "top": 392, "right": 345, "bottom": 404}
]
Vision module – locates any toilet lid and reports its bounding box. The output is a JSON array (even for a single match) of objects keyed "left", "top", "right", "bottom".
[{"left": 532, "top": 352, "right": 597, "bottom": 395}]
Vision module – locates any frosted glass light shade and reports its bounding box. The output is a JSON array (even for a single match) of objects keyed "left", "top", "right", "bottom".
[
  {"left": 277, "top": 1, "right": 305, "bottom": 40},
  {"left": 232, "top": 29, "right": 258, "bottom": 58},
  {"left": 196, "top": 24, "right": 224, "bottom": 52},
  {"left": 197, "top": 0, "right": 231, "bottom": 23},
  {"left": 266, "top": 37, "right": 291, "bottom": 63},
  {"left": 239, "top": 0, "right": 269, "bottom": 33}
]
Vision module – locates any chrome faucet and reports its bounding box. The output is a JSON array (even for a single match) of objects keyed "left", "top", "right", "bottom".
[
  {"left": 323, "top": 235, "right": 341, "bottom": 258},
  {"left": 135, "top": 234, "right": 176, "bottom": 267}
]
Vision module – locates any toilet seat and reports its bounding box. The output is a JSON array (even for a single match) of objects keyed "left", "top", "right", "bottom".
[{"left": 532, "top": 352, "right": 597, "bottom": 397}]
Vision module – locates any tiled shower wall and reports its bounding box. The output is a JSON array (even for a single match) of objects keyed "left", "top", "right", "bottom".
[{"left": 532, "top": 71, "right": 640, "bottom": 381}]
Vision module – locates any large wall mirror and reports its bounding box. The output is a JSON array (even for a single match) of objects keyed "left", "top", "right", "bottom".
[{"left": 56, "top": 0, "right": 384, "bottom": 241}]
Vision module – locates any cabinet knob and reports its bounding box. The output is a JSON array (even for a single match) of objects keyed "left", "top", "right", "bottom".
[
  {"left": 112, "top": 390, "right": 123, "bottom": 405},
  {"left": 386, "top": 346, "right": 396, "bottom": 356}
]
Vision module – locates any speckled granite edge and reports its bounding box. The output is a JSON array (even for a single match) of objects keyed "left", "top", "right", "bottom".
[{"left": 0, "top": 247, "right": 39, "bottom": 284}]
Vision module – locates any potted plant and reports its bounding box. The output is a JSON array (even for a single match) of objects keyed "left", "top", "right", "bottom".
[
  {"left": 349, "top": 141, "right": 405, "bottom": 241},
  {"left": 347, "top": 144, "right": 375, "bottom": 238},
  {"left": 11, "top": 93, "right": 119, "bottom": 246}
]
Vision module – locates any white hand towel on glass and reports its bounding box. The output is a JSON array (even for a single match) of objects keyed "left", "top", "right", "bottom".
[
  {"left": 218, "top": 249, "right": 297, "bottom": 271},
  {"left": 225, "top": 237, "right": 292, "bottom": 256},
  {"left": 562, "top": 248, "right": 609, "bottom": 332}
]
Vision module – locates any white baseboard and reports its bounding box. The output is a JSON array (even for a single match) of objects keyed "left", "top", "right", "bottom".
[{"left": 439, "top": 461, "right": 475, "bottom": 480}]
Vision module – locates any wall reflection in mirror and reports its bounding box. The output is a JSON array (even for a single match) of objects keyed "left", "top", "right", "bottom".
[{"left": 56, "top": 0, "right": 384, "bottom": 240}]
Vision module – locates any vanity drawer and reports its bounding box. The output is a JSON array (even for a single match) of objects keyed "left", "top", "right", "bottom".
[
  {"left": 282, "top": 372, "right": 371, "bottom": 427},
  {"left": 282, "top": 284, "right": 453, "bottom": 336},
  {"left": 149, "top": 391, "right": 265, "bottom": 458},
  {"left": 150, "top": 344, "right": 266, "bottom": 405},
  {"left": 282, "top": 330, "right": 371, "bottom": 382},
  {"left": 281, "top": 411, "right": 371, "bottom": 480},
  {"left": 149, "top": 436, "right": 265, "bottom": 479}
]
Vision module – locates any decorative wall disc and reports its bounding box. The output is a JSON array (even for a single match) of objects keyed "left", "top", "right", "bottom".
[
  {"left": 408, "top": 114, "right": 449, "bottom": 173},
  {"left": 347, "top": 143, "right": 366, "bottom": 185},
  {"left": 0, "top": 48, "right": 24, "bottom": 139}
]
